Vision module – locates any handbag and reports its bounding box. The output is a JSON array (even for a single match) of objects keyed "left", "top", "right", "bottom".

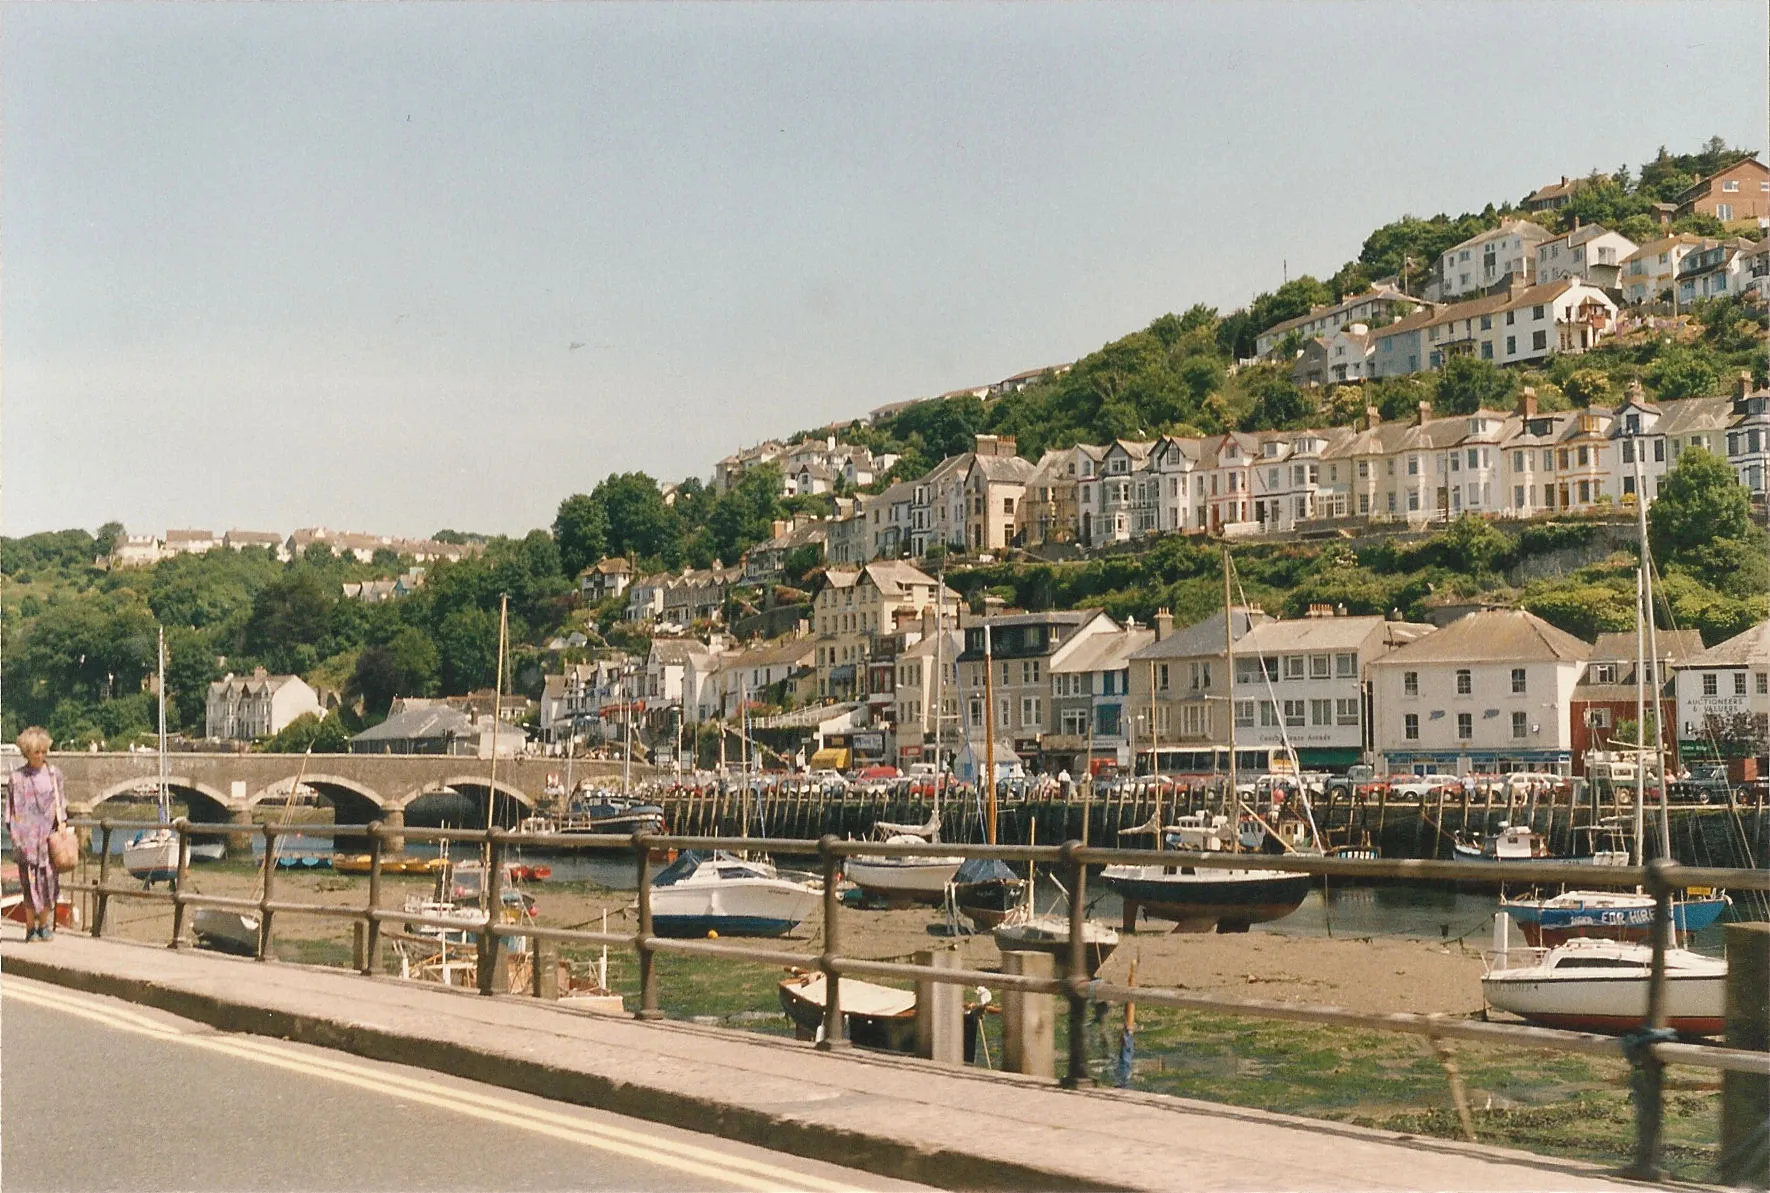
[
  {"left": 46, "top": 769, "right": 76, "bottom": 873},
  {"left": 48, "top": 823, "right": 78, "bottom": 874}
]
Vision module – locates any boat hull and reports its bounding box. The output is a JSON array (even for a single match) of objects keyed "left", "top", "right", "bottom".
[
  {"left": 993, "top": 917, "right": 1119, "bottom": 975},
  {"left": 192, "top": 908, "right": 261, "bottom": 956},
  {"left": 1100, "top": 866, "right": 1312, "bottom": 933},
  {"left": 124, "top": 830, "right": 180, "bottom": 885},
  {"left": 651, "top": 877, "right": 819, "bottom": 938},
  {"left": 1482, "top": 971, "right": 1725, "bottom": 1036},
  {"left": 1503, "top": 895, "right": 1730, "bottom": 947},
  {"left": 777, "top": 971, "right": 981, "bottom": 1059},
  {"left": 954, "top": 878, "right": 1025, "bottom": 929},
  {"left": 845, "top": 856, "right": 963, "bottom": 906}
]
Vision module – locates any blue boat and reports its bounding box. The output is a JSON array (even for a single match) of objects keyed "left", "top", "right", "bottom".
[{"left": 1501, "top": 889, "right": 1730, "bottom": 946}]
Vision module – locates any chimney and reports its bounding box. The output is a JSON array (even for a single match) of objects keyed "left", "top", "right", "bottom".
[
  {"left": 1516, "top": 386, "right": 1538, "bottom": 419},
  {"left": 1737, "top": 371, "right": 1756, "bottom": 400},
  {"left": 1365, "top": 406, "right": 1381, "bottom": 430},
  {"left": 771, "top": 519, "right": 787, "bottom": 538},
  {"left": 1625, "top": 379, "right": 1646, "bottom": 405},
  {"left": 1415, "top": 400, "right": 1432, "bottom": 427},
  {"left": 1154, "top": 607, "right": 1173, "bottom": 642},
  {"left": 1306, "top": 603, "right": 1333, "bottom": 619}
]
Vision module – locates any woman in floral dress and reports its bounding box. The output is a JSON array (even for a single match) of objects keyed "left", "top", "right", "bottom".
[{"left": 6, "top": 727, "right": 66, "bottom": 940}]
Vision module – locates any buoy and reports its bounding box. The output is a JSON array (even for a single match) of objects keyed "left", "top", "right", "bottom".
[{"left": 707, "top": 929, "right": 719, "bottom": 939}]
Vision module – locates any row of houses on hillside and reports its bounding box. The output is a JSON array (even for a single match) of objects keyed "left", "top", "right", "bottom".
[
  {"left": 713, "top": 435, "right": 898, "bottom": 496},
  {"left": 597, "top": 379, "right": 1769, "bottom": 636}
]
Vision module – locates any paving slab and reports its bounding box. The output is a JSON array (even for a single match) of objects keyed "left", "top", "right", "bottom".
[{"left": 1, "top": 933, "right": 1657, "bottom": 1192}]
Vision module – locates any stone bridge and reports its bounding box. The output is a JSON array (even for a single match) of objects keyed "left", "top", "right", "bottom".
[{"left": 50, "top": 752, "right": 651, "bottom": 841}]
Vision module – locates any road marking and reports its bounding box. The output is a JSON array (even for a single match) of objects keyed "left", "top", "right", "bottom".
[{"left": 5, "top": 981, "right": 865, "bottom": 1192}]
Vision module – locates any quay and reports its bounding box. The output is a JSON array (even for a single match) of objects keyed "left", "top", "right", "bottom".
[{"left": 0, "top": 932, "right": 1639, "bottom": 1192}]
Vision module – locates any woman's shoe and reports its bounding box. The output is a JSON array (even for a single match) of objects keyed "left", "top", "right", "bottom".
[
  {"left": 40, "top": 926, "right": 54, "bottom": 941},
  {"left": 23, "top": 928, "right": 41, "bottom": 942}
]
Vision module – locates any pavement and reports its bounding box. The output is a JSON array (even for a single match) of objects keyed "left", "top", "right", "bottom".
[{"left": 1, "top": 932, "right": 1658, "bottom": 1192}]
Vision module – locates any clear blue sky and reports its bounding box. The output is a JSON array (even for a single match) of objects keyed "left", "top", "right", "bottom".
[{"left": 3, "top": 1, "right": 1762, "bottom": 540}]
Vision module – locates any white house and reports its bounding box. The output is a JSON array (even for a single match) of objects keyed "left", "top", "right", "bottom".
[
  {"left": 1672, "top": 621, "right": 1769, "bottom": 759},
  {"left": 205, "top": 670, "right": 324, "bottom": 741},
  {"left": 1533, "top": 224, "right": 1636, "bottom": 289},
  {"left": 1618, "top": 235, "right": 1708, "bottom": 305},
  {"left": 1233, "top": 610, "right": 1437, "bottom": 770},
  {"left": 1433, "top": 221, "right": 1556, "bottom": 301},
  {"left": 1369, "top": 609, "right": 1590, "bottom": 775}
]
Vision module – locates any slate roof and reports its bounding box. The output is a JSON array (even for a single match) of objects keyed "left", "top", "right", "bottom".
[{"left": 1370, "top": 609, "right": 1590, "bottom": 665}]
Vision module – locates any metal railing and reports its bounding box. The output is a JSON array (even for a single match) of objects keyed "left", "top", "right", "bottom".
[{"left": 64, "top": 816, "right": 1770, "bottom": 1182}]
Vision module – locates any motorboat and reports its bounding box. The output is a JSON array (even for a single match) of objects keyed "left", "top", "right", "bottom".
[
  {"left": 1500, "top": 888, "right": 1731, "bottom": 947},
  {"left": 1452, "top": 821, "right": 1548, "bottom": 862},
  {"left": 2, "top": 892, "right": 77, "bottom": 930},
  {"left": 845, "top": 828, "right": 964, "bottom": 907},
  {"left": 1481, "top": 927, "right": 1726, "bottom": 1036},
  {"left": 1098, "top": 813, "right": 1311, "bottom": 933},
  {"left": 648, "top": 850, "right": 819, "bottom": 938}
]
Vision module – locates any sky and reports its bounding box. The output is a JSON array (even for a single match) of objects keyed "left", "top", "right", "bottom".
[{"left": 2, "top": 1, "right": 1764, "bottom": 541}]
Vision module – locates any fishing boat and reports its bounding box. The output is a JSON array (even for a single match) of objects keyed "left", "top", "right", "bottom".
[
  {"left": 648, "top": 849, "right": 818, "bottom": 937},
  {"left": 1481, "top": 929, "right": 1726, "bottom": 1037},
  {"left": 188, "top": 841, "right": 227, "bottom": 864},
  {"left": 950, "top": 856, "right": 1026, "bottom": 930},
  {"left": 125, "top": 629, "right": 180, "bottom": 887},
  {"left": 1451, "top": 821, "right": 1548, "bottom": 862},
  {"left": 777, "top": 969, "right": 985, "bottom": 1057},
  {"left": 1500, "top": 888, "right": 1731, "bottom": 947},
  {"left": 1101, "top": 814, "right": 1312, "bottom": 934},
  {"left": 560, "top": 792, "right": 667, "bottom": 837}
]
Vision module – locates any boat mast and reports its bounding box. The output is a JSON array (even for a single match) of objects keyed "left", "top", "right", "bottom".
[
  {"left": 1636, "top": 452, "right": 1670, "bottom": 860},
  {"left": 157, "top": 626, "right": 169, "bottom": 820},
  {"left": 983, "top": 613, "right": 997, "bottom": 845},
  {"left": 1632, "top": 566, "right": 1647, "bottom": 870},
  {"left": 483, "top": 595, "right": 509, "bottom": 909},
  {"left": 1223, "top": 545, "right": 1238, "bottom": 838},
  {"left": 933, "top": 563, "right": 945, "bottom": 835}
]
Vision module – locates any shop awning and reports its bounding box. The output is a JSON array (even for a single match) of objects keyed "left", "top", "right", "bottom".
[{"left": 809, "top": 747, "right": 850, "bottom": 771}]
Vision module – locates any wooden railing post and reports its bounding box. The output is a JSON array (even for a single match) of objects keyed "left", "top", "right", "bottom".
[
  {"left": 478, "top": 828, "right": 506, "bottom": 996},
  {"left": 817, "top": 835, "right": 848, "bottom": 1051},
  {"left": 634, "top": 833, "right": 662, "bottom": 1019},
  {"left": 256, "top": 824, "right": 277, "bottom": 961},
  {"left": 360, "top": 821, "right": 385, "bottom": 976},
  {"left": 1061, "top": 839, "right": 1094, "bottom": 1089},
  {"left": 92, "top": 822, "right": 113, "bottom": 938},
  {"left": 168, "top": 818, "right": 191, "bottom": 949},
  {"left": 1624, "top": 858, "right": 1674, "bottom": 1181},
  {"left": 1719, "top": 921, "right": 1770, "bottom": 1187}
]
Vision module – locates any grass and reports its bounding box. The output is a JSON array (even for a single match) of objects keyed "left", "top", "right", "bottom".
[{"left": 1112, "top": 1009, "right": 1720, "bottom": 1182}]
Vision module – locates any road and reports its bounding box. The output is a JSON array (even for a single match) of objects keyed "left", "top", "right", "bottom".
[{"left": 1, "top": 977, "right": 928, "bottom": 1192}]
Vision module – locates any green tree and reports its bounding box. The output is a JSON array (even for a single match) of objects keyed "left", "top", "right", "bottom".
[
  {"left": 1434, "top": 355, "right": 1518, "bottom": 415},
  {"left": 435, "top": 606, "right": 500, "bottom": 693},
  {"left": 1648, "top": 346, "right": 1719, "bottom": 401},
  {"left": 592, "top": 472, "right": 682, "bottom": 565},
  {"left": 1649, "top": 447, "right": 1752, "bottom": 566},
  {"left": 1560, "top": 368, "right": 1612, "bottom": 407},
  {"left": 244, "top": 571, "right": 335, "bottom": 674},
  {"left": 552, "top": 492, "right": 609, "bottom": 578},
  {"left": 707, "top": 465, "right": 786, "bottom": 564}
]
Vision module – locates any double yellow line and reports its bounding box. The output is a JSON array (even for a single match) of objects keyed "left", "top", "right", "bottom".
[{"left": 4, "top": 980, "right": 868, "bottom": 1193}]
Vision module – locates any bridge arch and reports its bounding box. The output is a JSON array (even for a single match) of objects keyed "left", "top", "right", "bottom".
[
  {"left": 400, "top": 777, "right": 534, "bottom": 830},
  {"left": 246, "top": 774, "right": 389, "bottom": 830},
  {"left": 85, "top": 777, "right": 234, "bottom": 824}
]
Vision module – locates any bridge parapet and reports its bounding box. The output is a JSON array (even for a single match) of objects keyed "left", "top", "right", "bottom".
[{"left": 49, "top": 752, "right": 649, "bottom": 818}]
